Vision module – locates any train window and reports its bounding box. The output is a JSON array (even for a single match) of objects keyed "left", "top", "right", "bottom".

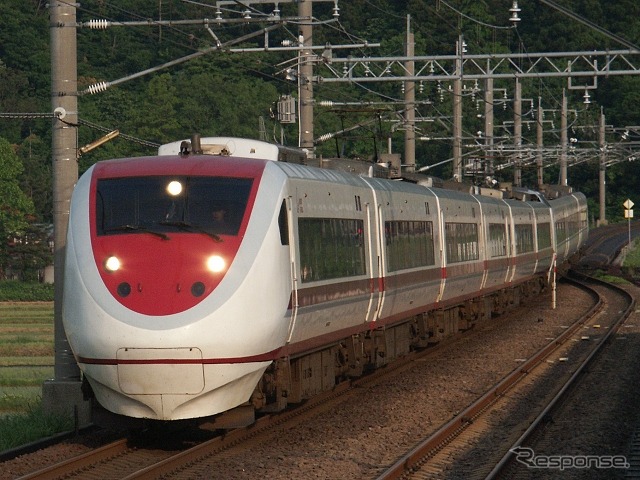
[
  {"left": 445, "top": 223, "right": 479, "bottom": 263},
  {"left": 515, "top": 224, "right": 534, "bottom": 253},
  {"left": 537, "top": 222, "right": 552, "bottom": 250},
  {"left": 298, "top": 218, "right": 366, "bottom": 282},
  {"left": 555, "top": 221, "right": 567, "bottom": 243},
  {"left": 278, "top": 200, "right": 289, "bottom": 246},
  {"left": 385, "top": 221, "right": 435, "bottom": 271},
  {"left": 488, "top": 224, "right": 507, "bottom": 258},
  {"left": 566, "top": 212, "right": 583, "bottom": 238},
  {"left": 96, "top": 176, "right": 253, "bottom": 237}
]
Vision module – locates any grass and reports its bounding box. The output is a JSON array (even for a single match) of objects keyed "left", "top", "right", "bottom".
[
  {"left": 0, "top": 281, "right": 54, "bottom": 302},
  {"left": 0, "top": 367, "right": 54, "bottom": 387},
  {"left": 623, "top": 239, "right": 640, "bottom": 268},
  {"left": 591, "top": 270, "right": 632, "bottom": 284},
  {"left": 0, "top": 301, "right": 70, "bottom": 451},
  {"left": 0, "top": 404, "right": 73, "bottom": 451}
]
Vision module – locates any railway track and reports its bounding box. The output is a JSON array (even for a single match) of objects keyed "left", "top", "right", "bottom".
[
  {"left": 577, "top": 222, "right": 640, "bottom": 269},
  {"left": 375, "top": 272, "right": 635, "bottom": 480}
]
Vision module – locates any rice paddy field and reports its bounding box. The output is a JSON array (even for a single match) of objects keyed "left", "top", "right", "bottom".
[{"left": 0, "top": 302, "right": 54, "bottom": 416}]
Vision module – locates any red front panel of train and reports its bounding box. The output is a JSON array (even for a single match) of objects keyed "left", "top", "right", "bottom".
[{"left": 88, "top": 156, "right": 266, "bottom": 316}]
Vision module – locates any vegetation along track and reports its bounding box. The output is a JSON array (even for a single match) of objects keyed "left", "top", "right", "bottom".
[{"left": 376, "top": 272, "right": 635, "bottom": 480}]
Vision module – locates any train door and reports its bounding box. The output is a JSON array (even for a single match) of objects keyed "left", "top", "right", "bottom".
[
  {"left": 505, "top": 207, "right": 516, "bottom": 283},
  {"left": 282, "top": 195, "right": 299, "bottom": 344},
  {"left": 369, "top": 187, "right": 390, "bottom": 322},
  {"left": 364, "top": 194, "right": 381, "bottom": 324},
  {"left": 475, "top": 198, "right": 489, "bottom": 291},
  {"left": 436, "top": 202, "right": 446, "bottom": 303},
  {"left": 531, "top": 207, "right": 540, "bottom": 274}
]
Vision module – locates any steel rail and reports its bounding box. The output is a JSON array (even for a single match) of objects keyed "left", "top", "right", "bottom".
[
  {"left": 485, "top": 273, "right": 635, "bottom": 479},
  {"left": 16, "top": 438, "right": 130, "bottom": 480}
]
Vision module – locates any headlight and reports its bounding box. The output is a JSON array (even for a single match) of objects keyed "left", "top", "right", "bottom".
[
  {"left": 167, "top": 180, "right": 183, "bottom": 196},
  {"left": 105, "top": 256, "right": 121, "bottom": 272},
  {"left": 206, "top": 255, "right": 226, "bottom": 273}
]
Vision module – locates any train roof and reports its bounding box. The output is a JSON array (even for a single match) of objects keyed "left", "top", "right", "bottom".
[
  {"left": 158, "top": 136, "right": 308, "bottom": 164},
  {"left": 157, "top": 136, "right": 576, "bottom": 204},
  {"left": 159, "top": 136, "right": 280, "bottom": 159}
]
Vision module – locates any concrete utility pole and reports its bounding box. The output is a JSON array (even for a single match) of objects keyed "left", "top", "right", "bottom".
[
  {"left": 452, "top": 35, "right": 463, "bottom": 181},
  {"left": 513, "top": 78, "right": 522, "bottom": 187},
  {"left": 484, "top": 74, "right": 494, "bottom": 176},
  {"left": 599, "top": 108, "right": 608, "bottom": 225},
  {"left": 403, "top": 16, "right": 415, "bottom": 172},
  {"left": 44, "top": 0, "right": 91, "bottom": 426},
  {"left": 536, "top": 97, "right": 544, "bottom": 187},
  {"left": 298, "top": 0, "right": 314, "bottom": 154},
  {"left": 560, "top": 89, "right": 568, "bottom": 186}
]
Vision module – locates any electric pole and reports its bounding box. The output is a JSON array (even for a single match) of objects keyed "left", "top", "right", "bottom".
[
  {"left": 43, "top": 0, "right": 91, "bottom": 426},
  {"left": 537, "top": 97, "right": 544, "bottom": 187},
  {"left": 513, "top": 78, "right": 522, "bottom": 187},
  {"left": 404, "top": 16, "right": 415, "bottom": 172},
  {"left": 298, "top": 0, "right": 314, "bottom": 154},
  {"left": 453, "top": 36, "right": 463, "bottom": 181},
  {"left": 560, "top": 89, "right": 568, "bottom": 186},
  {"left": 599, "top": 109, "right": 607, "bottom": 225},
  {"left": 484, "top": 73, "right": 494, "bottom": 177}
]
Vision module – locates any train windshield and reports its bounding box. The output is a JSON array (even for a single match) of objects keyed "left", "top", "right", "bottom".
[{"left": 96, "top": 176, "right": 253, "bottom": 237}]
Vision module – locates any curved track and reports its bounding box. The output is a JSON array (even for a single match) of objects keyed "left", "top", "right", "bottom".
[{"left": 375, "top": 273, "right": 634, "bottom": 480}]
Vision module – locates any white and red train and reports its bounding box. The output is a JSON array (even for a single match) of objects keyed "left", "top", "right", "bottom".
[{"left": 63, "top": 137, "right": 588, "bottom": 423}]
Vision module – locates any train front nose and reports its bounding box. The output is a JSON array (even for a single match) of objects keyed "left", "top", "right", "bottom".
[
  {"left": 92, "top": 174, "right": 253, "bottom": 315},
  {"left": 116, "top": 348, "right": 205, "bottom": 395},
  {"left": 95, "top": 235, "right": 236, "bottom": 315},
  {"left": 81, "top": 348, "right": 271, "bottom": 420}
]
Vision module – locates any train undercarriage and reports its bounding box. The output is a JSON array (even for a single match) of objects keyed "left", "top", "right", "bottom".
[{"left": 209, "top": 276, "right": 548, "bottom": 428}]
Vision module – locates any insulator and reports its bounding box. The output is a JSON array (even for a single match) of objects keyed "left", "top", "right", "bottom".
[
  {"left": 319, "top": 101, "right": 334, "bottom": 107},
  {"left": 510, "top": 0, "right": 521, "bottom": 23},
  {"left": 86, "top": 19, "right": 109, "bottom": 29},
  {"left": 317, "top": 133, "right": 334, "bottom": 142},
  {"left": 86, "top": 82, "right": 109, "bottom": 95}
]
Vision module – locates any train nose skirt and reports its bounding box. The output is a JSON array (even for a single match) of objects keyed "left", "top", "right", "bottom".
[{"left": 116, "top": 347, "right": 205, "bottom": 395}]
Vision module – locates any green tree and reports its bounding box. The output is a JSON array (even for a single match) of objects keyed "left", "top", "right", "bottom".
[
  {"left": 0, "top": 137, "right": 35, "bottom": 279},
  {"left": 17, "top": 133, "right": 52, "bottom": 223},
  {"left": 136, "top": 73, "right": 182, "bottom": 144},
  {"left": 174, "top": 69, "right": 279, "bottom": 139},
  {"left": 5, "top": 223, "right": 52, "bottom": 282}
]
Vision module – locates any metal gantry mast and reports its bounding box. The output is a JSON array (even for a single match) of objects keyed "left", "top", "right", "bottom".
[{"left": 316, "top": 45, "right": 640, "bottom": 189}]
